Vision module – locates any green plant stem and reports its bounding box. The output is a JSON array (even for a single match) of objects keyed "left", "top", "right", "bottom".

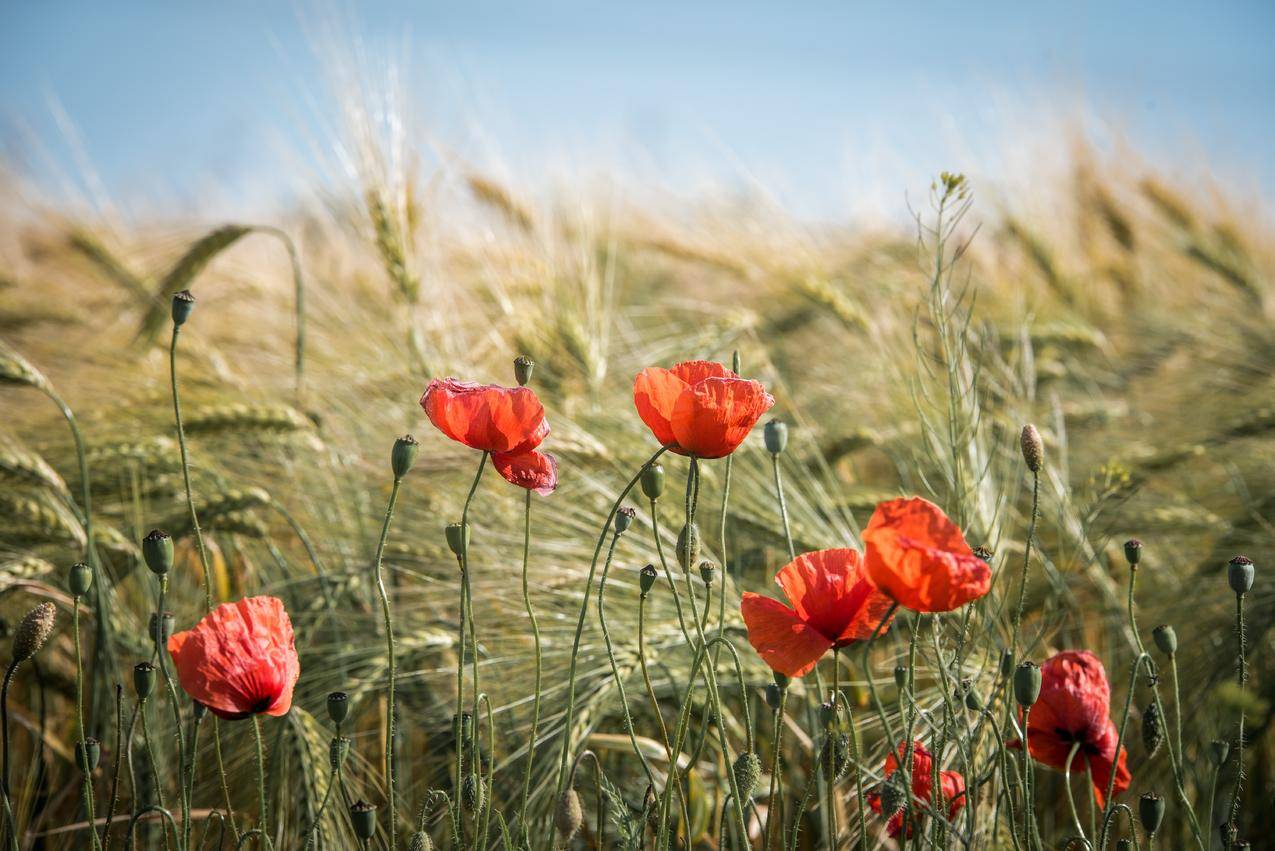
[
  {"left": 763, "top": 687, "right": 787, "bottom": 851},
  {"left": 517, "top": 490, "right": 543, "bottom": 840},
  {"left": 555, "top": 446, "right": 666, "bottom": 797},
  {"left": 124, "top": 806, "right": 181, "bottom": 851},
  {"left": 1020, "top": 705, "right": 1035, "bottom": 851},
  {"left": 636, "top": 589, "right": 692, "bottom": 840},
  {"left": 182, "top": 711, "right": 204, "bottom": 851},
  {"left": 1, "top": 662, "right": 17, "bottom": 851},
  {"left": 154, "top": 578, "right": 190, "bottom": 847},
  {"left": 139, "top": 699, "right": 172, "bottom": 851},
  {"left": 1205, "top": 760, "right": 1221, "bottom": 850},
  {"left": 251, "top": 716, "right": 271, "bottom": 850},
  {"left": 786, "top": 772, "right": 818, "bottom": 851},
  {"left": 1227, "top": 592, "right": 1247, "bottom": 836},
  {"left": 862, "top": 603, "right": 901, "bottom": 746},
  {"left": 454, "top": 451, "right": 488, "bottom": 842},
  {"left": 768, "top": 453, "right": 796, "bottom": 561},
  {"left": 1099, "top": 655, "right": 1144, "bottom": 849},
  {"left": 824, "top": 651, "right": 839, "bottom": 849},
  {"left": 73, "top": 598, "right": 103, "bottom": 850},
  {"left": 372, "top": 475, "right": 403, "bottom": 847},
  {"left": 1062, "top": 741, "right": 1087, "bottom": 843},
  {"left": 104, "top": 687, "right": 130, "bottom": 851}
]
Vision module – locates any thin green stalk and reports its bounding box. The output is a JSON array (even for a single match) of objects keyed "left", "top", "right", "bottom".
[
  {"left": 251, "top": 716, "right": 271, "bottom": 850},
  {"left": 769, "top": 453, "right": 796, "bottom": 561},
  {"left": 139, "top": 699, "right": 172, "bottom": 851},
  {"left": 1020, "top": 705, "right": 1035, "bottom": 851},
  {"left": 1062, "top": 741, "right": 1086, "bottom": 843},
  {"left": 1008, "top": 472, "right": 1038, "bottom": 675},
  {"left": 763, "top": 688, "right": 787, "bottom": 851},
  {"left": 517, "top": 490, "right": 543, "bottom": 838},
  {"left": 181, "top": 711, "right": 204, "bottom": 851},
  {"left": 636, "top": 587, "right": 692, "bottom": 839},
  {"left": 1099, "top": 655, "right": 1145, "bottom": 849},
  {"left": 862, "top": 603, "right": 901, "bottom": 746},
  {"left": 786, "top": 772, "right": 819, "bottom": 851},
  {"left": 454, "top": 451, "right": 488, "bottom": 842},
  {"left": 372, "top": 476, "right": 403, "bottom": 847},
  {"left": 154, "top": 578, "right": 190, "bottom": 847},
  {"left": 824, "top": 651, "right": 840, "bottom": 849},
  {"left": 1227, "top": 592, "right": 1247, "bottom": 836},
  {"left": 1, "top": 662, "right": 16, "bottom": 851},
  {"left": 1205, "top": 760, "right": 1221, "bottom": 851},
  {"left": 899, "top": 614, "right": 922, "bottom": 842},
  {"left": 104, "top": 686, "right": 130, "bottom": 851},
  {"left": 73, "top": 599, "right": 103, "bottom": 850}
]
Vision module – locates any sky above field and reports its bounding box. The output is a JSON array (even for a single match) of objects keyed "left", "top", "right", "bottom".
[{"left": 2, "top": 1, "right": 1273, "bottom": 220}]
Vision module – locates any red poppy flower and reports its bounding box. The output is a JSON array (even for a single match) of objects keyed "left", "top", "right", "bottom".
[
  {"left": 167, "top": 596, "right": 300, "bottom": 721},
  {"left": 632, "top": 360, "right": 774, "bottom": 458},
  {"left": 740, "top": 548, "right": 895, "bottom": 677},
  {"left": 492, "top": 449, "right": 558, "bottom": 495},
  {"left": 420, "top": 378, "right": 549, "bottom": 455},
  {"left": 1007, "top": 650, "right": 1131, "bottom": 807},
  {"left": 862, "top": 497, "right": 991, "bottom": 613},
  {"left": 866, "top": 740, "right": 966, "bottom": 838}
]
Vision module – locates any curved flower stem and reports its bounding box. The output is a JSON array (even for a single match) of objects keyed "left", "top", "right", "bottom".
[
  {"left": 251, "top": 716, "right": 271, "bottom": 850},
  {"left": 125, "top": 806, "right": 181, "bottom": 851},
  {"left": 72, "top": 598, "right": 103, "bottom": 850},
  {"left": 763, "top": 686, "right": 787, "bottom": 851},
  {"left": 454, "top": 451, "right": 488, "bottom": 841},
  {"left": 862, "top": 603, "right": 901, "bottom": 746},
  {"left": 786, "top": 772, "right": 818, "bottom": 851},
  {"left": 555, "top": 446, "right": 667, "bottom": 796},
  {"left": 154, "top": 578, "right": 190, "bottom": 848},
  {"left": 1227, "top": 591, "right": 1247, "bottom": 836},
  {"left": 636, "top": 588, "right": 692, "bottom": 839},
  {"left": 517, "top": 490, "right": 543, "bottom": 840},
  {"left": 372, "top": 475, "right": 403, "bottom": 847},
  {"left": 1062, "top": 741, "right": 1087, "bottom": 843},
  {"left": 1098, "top": 803, "right": 1143, "bottom": 851},
  {"left": 768, "top": 453, "right": 796, "bottom": 561}
]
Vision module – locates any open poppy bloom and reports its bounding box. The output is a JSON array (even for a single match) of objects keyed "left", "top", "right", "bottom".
[
  {"left": 862, "top": 497, "right": 991, "bottom": 613},
  {"left": 866, "top": 740, "right": 966, "bottom": 838},
  {"left": 420, "top": 378, "right": 549, "bottom": 455},
  {"left": 1008, "top": 650, "right": 1131, "bottom": 806},
  {"left": 740, "top": 548, "right": 895, "bottom": 677},
  {"left": 633, "top": 360, "right": 774, "bottom": 458},
  {"left": 168, "top": 596, "right": 300, "bottom": 721},
  {"left": 492, "top": 449, "right": 558, "bottom": 495}
]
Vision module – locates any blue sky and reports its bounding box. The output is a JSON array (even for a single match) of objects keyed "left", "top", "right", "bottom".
[{"left": 2, "top": 2, "right": 1273, "bottom": 219}]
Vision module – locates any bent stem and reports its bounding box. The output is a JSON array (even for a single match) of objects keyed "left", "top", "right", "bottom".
[
  {"left": 372, "top": 475, "right": 404, "bottom": 847},
  {"left": 1063, "top": 742, "right": 1087, "bottom": 843}
]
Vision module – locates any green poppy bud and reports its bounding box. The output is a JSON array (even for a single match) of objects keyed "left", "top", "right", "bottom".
[
  {"left": 391, "top": 434, "right": 419, "bottom": 479},
  {"left": 765, "top": 683, "right": 782, "bottom": 711},
  {"left": 1142, "top": 702, "right": 1162, "bottom": 757},
  {"left": 329, "top": 736, "right": 351, "bottom": 771},
  {"left": 614, "top": 506, "right": 636, "bottom": 535},
  {"left": 1123, "top": 538, "right": 1143, "bottom": 566},
  {"left": 349, "top": 800, "right": 377, "bottom": 840},
  {"left": 327, "top": 691, "right": 350, "bottom": 726},
  {"left": 1152, "top": 624, "right": 1177, "bottom": 656},
  {"left": 699, "top": 561, "right": 715, "bottom": 586},
  {"left": 142, "top": 529, "right": 173, "bottom": 576},
  {"left": 1014, "top": 662, "right": 1042, "bottom": 707},
  {"left": 149, "top": 612, "right": 174, "bottom": 645},
  {"left": 1209, "top": 739, "right": 1230, "bottom": 766},
  {"left": 171, "top": 290, "right": 196, "bottom": 327},
  {"left": 640, "top": 463, "right": 665, "bottom": 500},
  {"left": 67, "top": 561, "right": 93, "bottom": 597},
  {"left": 555, "top": 788, "right": 583, "bottom": 840},
  {"left": 76, "top": 738, "right": 100, "bottom": 773},
  {"left": 1138, "top": 792, "right": 1165, "bottom": 835},
  {"left": 676, "top": 523, "right": 699, "bottom": 571},
  {"left": 764, "top": 419, "right": 788, "bottom": 455},
  {"left": 893, "top": 665, "right": 908, "bottom": 690},
  {"left": 133, "top": 662, "right": 156, "bottom": 700},
  {"left": 1000, "top": 649, "right": 1014, "bottom": 677},
  {"left": 513, "top": 355, "right": 535, "bottom": 387},
  {"left": 1228, "top": 555, "right": 1254, "bottom": 595},
  {"left": 445, "top": 523, "right": 469, "bottom": 557},
  {"left": 1020, "top": 424, "right": 1044, "bottom": 472},
  {"left": 732, "top": 752, "right": 761, "bottom": 799},
  {"left": 639, "top": 564, "right": 658, "bottom": 597}
]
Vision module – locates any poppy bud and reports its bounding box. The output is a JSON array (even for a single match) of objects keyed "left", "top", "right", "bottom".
[
  {"left": 1014, "top": 662, "right": 1041, "bottom": 707},
  {"left": 1000, "top": 649, "right": 1014, "bottom": 677},
  {"left": 172, "top": 290, "right": 196, "bottom": 327},
  {"left": 67, "top": 561, "right": 93, "bottom": 597},
  {"left": 972, "top": 545, "right": 994, "bottom": 563},
  {"left": 1142, "top": 702, "right": 1162, "bottom": 756},
  {"left": 676, "top": 523, "right": 699, "bottom": 572},
  {"left": 1138, "top": 792, "right": 1165, "bottom": 835},
  {"left": 11, "top": 603, "right": 55, "bottom": 664},
  {"left": 640, "top": 464, "right": 665, "bottom": 500},
  {"left": 330, "top": 736, "right": 351, "bottom": 771},
  {"left": 765, "top": 683, "right": 782, "bottom": 711},
  {"left": 327, "top": 691, "right": 350, "bottom": 726},
  {"left": 732, "top": 752, "right": 761, "bottom": 799},
  {"left": 819, "top": 700, "right": 837, "bottom": 729},
  {"left": 555, "top": 788, "right": 583, "bottom": 840},
  {"left": 391, "top": 435, "right": 419, "bottom": 479},
  {"left": 513, "top": 355, "right": 535, "bottom": 387},
  {"left": 639, "top": 564, "right": 658, "bottom": 597},
  {"left": 614, "top": 506, "right": 636, "bottom": 535},
  {"left": 773, "top": 671, "right": 790, "bottom": 690},
  {"left": 133, "top": 662, "right": 156, "bottom": 699},
  {"left": 764, "top": 419, "right": 788, "bottom": 455},
  {"left": 1209, "top": 739, "right": 1230, "bottom": 766},
  {"left": 76, "top": 738, "right": 100, "bottom": 773},
  {"left": 409, "top": 831, "right": 433, "bottom": 851},
  {"left": 879, "top": 775, "right": 906, "bottom": 815},
  {"left": 699, "top": 561, "right": 716, "bottom": 586},
  {"left": 893, "top": 665, "right": 908, "bottom": 690},
  {"left": 1227, "top": 555, "right": 1254, "bottom": 595},
  {"left": 445, "top": 523, "right": 469, "bottom": 557},
  {"left": 1123, "top": 538, "right": 1143, "bottom": 566},
  {"left": 142, "top": 529, "right": 174, "bottom": 576},
  {"left": 149, "top": 612, "right": 174, "bottom": 645},
  {"left": 1152, "top": 624, "right": 1177, "bottom": 656},
  {"left": 349, "top": 800, "right": 377, "bottom": 840},
  {"left": 959, "top": 678, "right": 983, "bottom": 711},
  {"left": 1020, "top": 424, "right": 1044, "bottom": 472},
  {"left": 462, "top": 775, "right": 483, "bottom": 812}
]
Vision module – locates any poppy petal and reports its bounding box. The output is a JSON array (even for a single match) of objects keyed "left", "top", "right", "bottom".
[
  {"left": 773, "top": 549, "right": 893, "bottom": 644},
  {"left": 421, "top": 379, "right": 549, "bottom": 454},
  {"left": 1085, "top": 719, "right": 1132, "bottom": 808},
  {"left": 492, "top": 450, "right": 558, "bottom": 495},
  {"left": 740, "top": 592, "right": 832, "bottom": 677},
  {"left": 862, "top": 497, "right": 990, "bottom": 613},
  {"left": 669, "top": 360, "right": 736, "bottom": 385},
  {"left": 633, "top": 367, "right": 688, "bottom": 448},
  {"left": 669, "top": 376, "right": 775, "bottom": 459}
]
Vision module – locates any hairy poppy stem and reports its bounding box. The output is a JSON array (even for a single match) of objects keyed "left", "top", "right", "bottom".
[
  {"left": 72, "top": 598, "right": 102, "bottom": 850},
  {"left": 517, "top": 490, "right": 543, "bottom": 841},
  {"left": 454, "top": 451, "right": 488, "bottom": 841},
  {"left": 251, "top": 716, "right": 271, "bottom": 849},
  {"left": 372, "top": 474, "right": 403, "bottom": 847},
  {"left": 768, "top": 453, "right": 797, "bottom": 562},
  {"left": 1227, "top": 591, "right": 1247, "bottom": 836},
  {"left": 0, "top": 660, "right": 17, "bottom": 851},
  {"left": 762, "top": 686, "right": 786, "bottom": 851},
  {"left": 103, "top": 685, "right": 128, "bottom": 851},
  {"left": 138, "top": 699, "right": 172, "bottom": 851},
  {"left": 153, "top": 578, "right": 190, "bottom": 845},
  {"left": 1062, "top": 741, "right": 1087, "bottom": 842}
]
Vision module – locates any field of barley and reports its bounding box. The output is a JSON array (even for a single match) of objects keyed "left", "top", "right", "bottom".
[{"left": 0, "top": 109, "right": 1271, "bottom": 850}]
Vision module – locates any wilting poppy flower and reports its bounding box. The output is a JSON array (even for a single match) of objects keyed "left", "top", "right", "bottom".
[
  {"left": 420, "top": 378, "right": 549, "bottom": 455},
  {"left": 632, "top": 360, "right": 774, "bottom": 459},
  {"left": 866, "top": 740, "right": 966, "bottom": 838},
  {"left": 740, "top": 548, "right": 895, "bottom": 677},
  {"left": 492, "top": 449, "right": 558, "bottom": 495},
  {"left": 862, "top": 497, "right": 991, "bottom": 613},
  {"left": 1008, "top": 650, "right": 1131, "bottom": 806},
  {"left": 167, "top": 596, "right": 300, "bottom": 721}
]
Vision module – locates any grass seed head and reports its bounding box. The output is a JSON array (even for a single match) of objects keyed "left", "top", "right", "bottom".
[
  {"left": 408, "top": 831, "right": 433, "bottom": 851},
  {"left": 11, "top": 602, "right": 56, "bottom": 664}
]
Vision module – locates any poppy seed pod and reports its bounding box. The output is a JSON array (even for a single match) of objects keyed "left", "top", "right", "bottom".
[
  {"left": 639, "top": 564, "right": 658, "bottom": 597},
  {"left": 149, "top": 611, "right": 174, "bottom": 645},
  {"left": 445, "top": 522, "right": 469, "bottom": 557},
  {"left": 67, "top": 561, "right": 93, "bottom": 597},
  {"left": 732, "top": 752, "right": 761, "bottom": 799},
  {"left": 1138, "top": 792, "right": 1165, "bottom": 834},
  {"left": 349, "top": 800, "right": 377, "bottom": 840},
  {"left": 960, "top": 678, "right": 983, "bottom": 711},
  {"left": 1228, "top": 555, "right": 1254, "bottom": 595},
  {"left": 1142, "top": 701, "right": 1163, "bottom": 756},
  {"left": 408, "top": 831, "right": 433, "bottom": 851},
  {"left": 1020, "top": 424, "right": 1044, "bottom": 472},
  {"left": 614, "top": 506, "right": 636, "bottom": 535},
  {"left": 1123, "top": 538, "right": 1143, "bottom": 566},
  {"left": 75, "top": 738, "right": 100, "bottom": 773},
  {"left": 1014, "top": 662, "right": 1042, "bottom": 707},
  {"left": 1209, "top": 739, "right": 1230, "bottom": 766},
  {"left": 765, "top": 682, "right": 783, "bottom": 711},
  {"left": 513, "top": 355, "right": 535, "bottom": 387},
  {"left": 676, "top": 523, "right": 699, "bottom": 571},
  {"left": 893, "top": 665, "right": 908, "bottom": 690},
  {"left": 391, "top": 434, "right": 419, "bottom": 479},
  {"left": 972, "top": 545, "right": 994, "bottom": 563},
  {"left": 329, "top": 735, "right": 351, "bottom": 771},
  {"left": 764, "top": 419, "right": 788, "bottom": 455},
  {"left": 142, "top": 529, "right": 173, "bottom": 576},
  {"left": 11, "top": 602, "right": 56, "bottom": 663},
  {"left": 171, "top": 289, "right": 196, "bottom": 326},
  {"left": 462, "top": 775, "right": 483, "bottom": 812},
  {"left": 554, "top": 788, "right": 583, "bottom": 840},
  {"left": 699, "top": 561, "right": 716, "bottom": 586},
  {"left": 327, "top": 691, "right": 350, "bottom": 726},
  {"left": 1152, "top": 624, "right": 1177, "bottom": 656},
  {"left": 133, "top": 662, "right": 156, "bottom": 699},
  {"left": 879, "top": 775, "right": 907, "bottom": 816},
  {"left": 640, "top": 463, "right": 665, "bottom": 500}
]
